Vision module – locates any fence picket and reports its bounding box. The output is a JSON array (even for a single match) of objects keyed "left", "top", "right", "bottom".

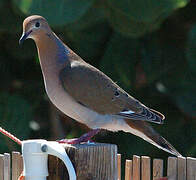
[
  {"left": 3, "top": 153, "right": 10, "bottom": 180},
  {"left": 167, "top": 157, "right": 177, "bottom": 180},
  {"left": 12, "top": 152, "right": 23, "bottom": 180},
  {"left": 0, "top": 150, "right": 195, "bottom": 180},
  {"left": 133, "top": 155, "right": 140, "bottom": 180},
  {"left": 141, "top": 156, "right": 151, "bottom": 180},
  {"left": 125, "top": 160, "right": 132, "bottom": 180},
  {"left": 153, "top": 159, "right": 163, "bottom": 180},
  {"left": 117, "top": 154, "right": 121, "bottom": 180},
  {"left": 177, "top": 156, "right": 186, "bottom": 180},
  {"left": 0, "top": 154, "right": 4, "bottom": 179},
  {"left": 187, "top": 157, "right": 196, "bottom": 180}
]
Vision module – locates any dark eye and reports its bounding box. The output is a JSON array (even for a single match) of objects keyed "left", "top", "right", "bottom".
[{"left": 35, "top": 22, "right": 40, "bottom": 28}]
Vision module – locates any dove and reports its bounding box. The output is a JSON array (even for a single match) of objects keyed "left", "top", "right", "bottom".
[{"left": 19, "top": 15, "right": 181, "bottom": 156}]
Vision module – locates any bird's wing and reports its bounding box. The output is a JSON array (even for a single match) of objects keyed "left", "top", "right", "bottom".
[{"left": 60, "top": 60, "right": 164, "bottom": 124}]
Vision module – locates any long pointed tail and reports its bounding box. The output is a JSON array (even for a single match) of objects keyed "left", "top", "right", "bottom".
[{"left": 125, "top": 120, "right": 182, "bottom": 156}]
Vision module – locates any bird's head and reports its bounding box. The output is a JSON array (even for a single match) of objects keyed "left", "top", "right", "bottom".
[{"left": 19, "top": 15, "right": 51, "bottom": 45}]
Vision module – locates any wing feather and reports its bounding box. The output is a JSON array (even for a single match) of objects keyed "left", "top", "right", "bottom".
[{"left": 60, "top": 60, "right": 164, "bottom": 124}]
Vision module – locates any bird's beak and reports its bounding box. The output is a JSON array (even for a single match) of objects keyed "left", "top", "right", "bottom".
[{"left": 19, "top": 30, "right": 32, "bottom": 45}]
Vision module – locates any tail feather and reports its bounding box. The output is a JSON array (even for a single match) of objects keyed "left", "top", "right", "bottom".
[{"left": 125, "top": 120, "right": 182, "bottom": 156}]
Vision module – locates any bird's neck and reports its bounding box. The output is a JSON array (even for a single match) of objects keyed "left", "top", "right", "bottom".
[{"left": 35, "top": 32, "right": 70, "bottom": 74}]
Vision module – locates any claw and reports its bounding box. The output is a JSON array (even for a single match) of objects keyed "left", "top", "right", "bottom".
[{"left": 57, "top": 129, "right": 101, "bottom": 144}]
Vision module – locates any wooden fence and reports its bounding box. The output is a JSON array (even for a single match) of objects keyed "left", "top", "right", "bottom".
[
  {"left": 0, "top": 145, "right": 195, "bottom": 180},
  {"left": 117, "top": 154, "right": 196, "bottom": 180}
]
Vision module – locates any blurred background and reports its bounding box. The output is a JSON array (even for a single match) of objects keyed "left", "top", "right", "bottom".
[{"left": 0, "top": 0, "right": 195, "bottom": 176}]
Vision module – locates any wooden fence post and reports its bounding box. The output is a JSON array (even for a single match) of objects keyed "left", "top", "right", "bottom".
[
  {"left": 177, "top": 156, "right": 186, "bottom": 180},
  {"left": 48, "top": 143, "right": 117, "bottom": 180},
  {"left": 3, "top": 153, "right": 10, "bottom": 180},
  {"left": 141, "top": 156, "right": 151, "bottom": 180},
  {"left": 153, "top": 159, "right": 163, "bottom": 180},
  {"left": 167, "top": 157, "right": 177, "bottom": 180},
  {"left": 125, "top": 160, "right": 132, "bottom": 180},
  {"left": 132, "top": 155, "right": 140, "bottom": 180},
  {"left": 187, "top": 157, "right": 196, "bottom": 180},
  {"left": 0, "top": 154, "right": 4, "bottom": 179}
]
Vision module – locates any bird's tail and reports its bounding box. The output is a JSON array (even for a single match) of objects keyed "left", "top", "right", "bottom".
[{"left": 125, "top": 120, "right": 182, "bottom": 156}]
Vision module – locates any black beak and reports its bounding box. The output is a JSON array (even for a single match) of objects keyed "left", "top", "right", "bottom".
[{"left": 19, "top": 30, "right": 32, "bottom": 45}]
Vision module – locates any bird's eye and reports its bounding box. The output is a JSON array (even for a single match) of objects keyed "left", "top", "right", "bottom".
[{"left": 35, "top": 22, "right": 40, "bottom": 28}]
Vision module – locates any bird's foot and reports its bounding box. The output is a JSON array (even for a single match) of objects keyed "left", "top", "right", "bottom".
[{"left": 57, "top": 129, "right": 101, "bottom": 145}]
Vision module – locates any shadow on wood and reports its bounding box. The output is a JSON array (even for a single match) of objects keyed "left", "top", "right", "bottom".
[{"left": 48, "top": 143, "right": 118, "bottom": 180}]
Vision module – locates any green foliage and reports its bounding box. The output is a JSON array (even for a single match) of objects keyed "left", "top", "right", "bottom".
[
  {"left": 186, "top": 24, "right": 196, "bottom": 73},
  {"left": 100, "top": 32, "right": 139, "bottom": 89},
  {"left": 13, "top": 0, "right": 95, "bottom": 26},
  {"left": 0, "top": 0, "right": 195, "bottom": 163},
  {"left": 0, "top": 93, "right": 32, "bottom": 152},
  {"left": 104, "top": 0, "right": 189, "bottom": 37}
]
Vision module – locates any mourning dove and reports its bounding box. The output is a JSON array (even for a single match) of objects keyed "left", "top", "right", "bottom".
[{"left": 19, "top": 15, "right": 181, "bottom": 156}]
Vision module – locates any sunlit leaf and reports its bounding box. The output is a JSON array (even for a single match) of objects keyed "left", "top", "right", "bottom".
[
  {"left": 13, "top": 0, "right": 95, "bottom": 26},
  {"left": 104, "top": 0, "right": 189, "bottom": 37}
]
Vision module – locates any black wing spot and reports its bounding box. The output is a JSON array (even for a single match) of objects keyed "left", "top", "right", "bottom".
[
  {"left": 114, "top": 91, "right": 120, "bottom": 97},
  {"left": 77, "top": 101, "right": 87, "bottom": 107}
]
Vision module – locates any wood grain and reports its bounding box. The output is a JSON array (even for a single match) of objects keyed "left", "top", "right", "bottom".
[
  {"left": 141, "top": 156, "right": 150, "bottom": 180},
  {"left": 3, "top": 153, "right": 10, "bottom": 180},
  {"left": 12, "top": 152, "right": 23, "bottom": 180},
  {"left": 48, "top": 143, "right": 117, "bottom": 180},
  {"left": 167, "top": 157, "right": 177, "bottom": 180},
  {"left": 187, "top": 157, "right": 196, "bottom": 180},
  {"left": 153, "top": 159, "right": 163, "bottom": 180},
  {"left": 0, "top": 154, "right": 4, "bottom": 179},
  {"left": 125, "top": 160, "right": 132, "bottom": 180},
  {"left": 177, "top": 156, "right": 186, "bottom": 180},
  {"left": 132, "top": 155, "right": 140, "bottom": 180}
]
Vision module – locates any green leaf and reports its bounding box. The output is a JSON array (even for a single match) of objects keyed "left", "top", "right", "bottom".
[
  {"left": 106, "top": 0, "right": 188, "bottom": 23},
  {"left": 104, "top": 2, "right": 161, "bottom": 38},
  {"left": 64, "top": 0, "right": 105, "bottom": 31},
  {"left": 99, "top": 32, "right": 140, "bottom": 90},
  {"left": 65, "top": 22, "right": 111, "bottom": 64},
  {"left": 5, "top": 34, "right": 37, "bottom": 61},
  {"left": 160, "top": 63, "right": 196, "bottom": 118},
  {"left": 168, "top": 72, "right": 196, "bottom": 117},
  {"left": 141, "top": 33, "right": 185, "bottom": 84},
  {"left": 0, "top": 93, "right": 32, "bottom": 152},
  {"left": 13, "top": 0, "right": 95, "bottom": 27},
  {"left": 104, "top": 0, "right": 189, "bottom": 37},
  {"left": 0, "top": 0, "right": 6, "bottom": 8},
  {"left": 186, "top": 24, "right": 196, "bottom": 74},
  {"left": 0, "top": 1, "right": 24, "bottom": 33}
]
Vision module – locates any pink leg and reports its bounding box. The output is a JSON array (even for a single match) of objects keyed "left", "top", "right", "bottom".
[{"left": 57, "top": 129, "right": 101, "bottom": 144}]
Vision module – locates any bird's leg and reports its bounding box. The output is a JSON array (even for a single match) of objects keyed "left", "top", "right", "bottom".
[{"left": 57, "top": 129, "right": 101, "bottom": 144}]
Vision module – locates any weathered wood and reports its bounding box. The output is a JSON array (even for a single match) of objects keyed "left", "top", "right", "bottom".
[
  {"left": 167, "top": 157, "right": 177, "bottom": 180},
  {"left": 141, "top": 156, "right": 150, "bottom": 180},
  {"left": 177, "top": 156, "right": 186, "bottom": 180},
  {"left": 153, "top": 159, "right": 163, "bottom": 180},
  {"left": 12, "top": 152, "right": 23, "bottom": 180},
  {"left": 3, "top": 153, "right": 10, "bottom": 180},
  {"left": 0, "top": 154, "right": 4, "bottom": 179},
  {"left": 48, "top": 143, "right": 117, "bottom": 180},
  {"left": 132, "top": 155, "right": 140, "bottom": 180},
  {"left": 125, "top": 160, "right": 132, "bottom": 180},
  {"left": 117, "top": 154, "right": 121, "bottom": 180},
  {"left": 187, "top": 157, "right": 196, "bottom": 180}
]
